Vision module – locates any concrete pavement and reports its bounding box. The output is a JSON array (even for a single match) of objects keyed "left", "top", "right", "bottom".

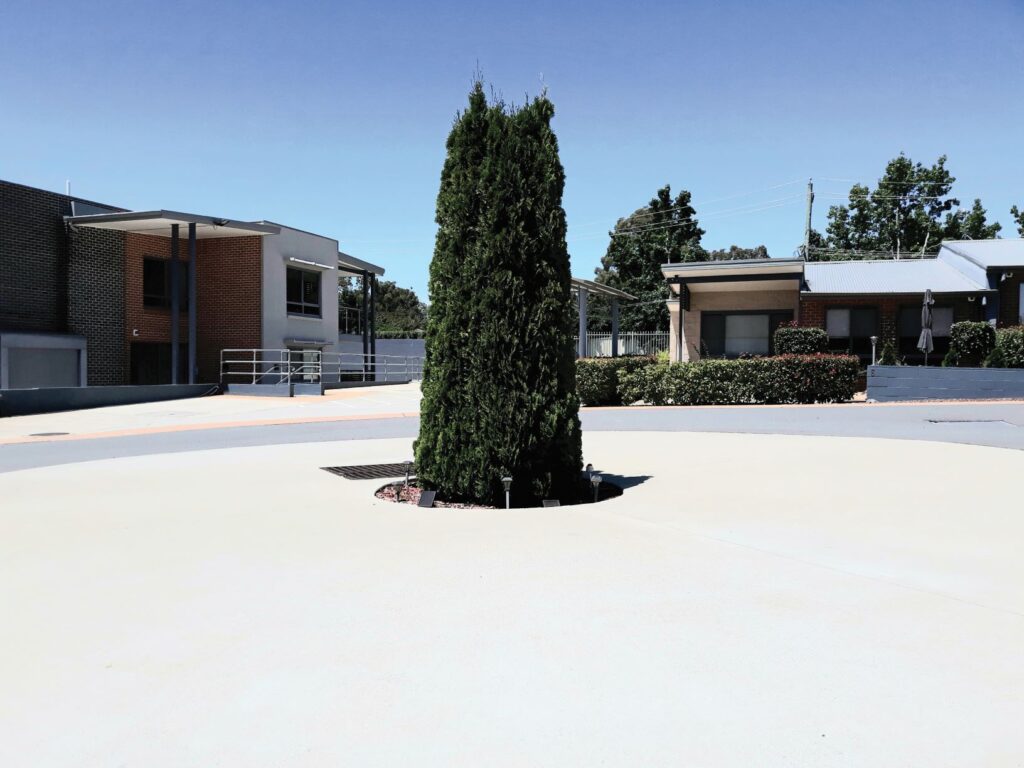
[{"left": 1, "top": 431, "right": 1022, "bottom": 766}]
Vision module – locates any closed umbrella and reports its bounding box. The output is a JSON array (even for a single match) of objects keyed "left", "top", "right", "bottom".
[{"left": 917, "top": 289, "right": 935, "bottom": 366}]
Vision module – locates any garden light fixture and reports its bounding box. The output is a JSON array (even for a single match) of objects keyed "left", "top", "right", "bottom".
[
  {"left": 502, "top": 476, "right": 513, "bottom": 509},
  {"left": 591, "top": 473, "right": 602, "bottom": 503}
]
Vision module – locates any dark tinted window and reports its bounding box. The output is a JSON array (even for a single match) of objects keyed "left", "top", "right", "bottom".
[{"left": 286, "top": 267, "right": 321, "bottom": 316}]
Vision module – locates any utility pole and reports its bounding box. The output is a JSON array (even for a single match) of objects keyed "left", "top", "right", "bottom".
[
  {"left": 895, "top": 206, "right": 901, "bottom": 260},
  {"left": 803, "top": 178, "right": 814, "bottom": 259}
]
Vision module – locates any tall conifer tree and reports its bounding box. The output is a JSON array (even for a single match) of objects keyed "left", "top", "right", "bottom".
[{"left": 415, "top": 83, "right": 582, "bottom": 506}]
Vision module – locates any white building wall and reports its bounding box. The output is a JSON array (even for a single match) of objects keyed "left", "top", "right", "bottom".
[{"left": 260, "top": 226, "right": 341, "bottom": 354}]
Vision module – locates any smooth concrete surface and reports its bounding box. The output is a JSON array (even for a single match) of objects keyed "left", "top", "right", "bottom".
[{"left": 1, "top": 431, "right": 1022, "bottom": 766}]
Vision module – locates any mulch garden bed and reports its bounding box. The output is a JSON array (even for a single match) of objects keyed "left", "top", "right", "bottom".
[{"left": 374, "top": 478, "right": 623, "bottom": 509}]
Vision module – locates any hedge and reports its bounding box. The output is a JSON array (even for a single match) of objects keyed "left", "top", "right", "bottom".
[
  {"left": 576, "top": 357, "right": 657, "bottom": 406},
  {"left": 617, "top": 354, "right": 859, "bottom": 406},
  {"left": 942, "top": 321, "right": 996, "bottom": 367},
  {"left": 985, "top": 326, "right": 1024, "bottom": 368},
  {"left": 774, "top": 324, "right": 828, "bottom": 355}
]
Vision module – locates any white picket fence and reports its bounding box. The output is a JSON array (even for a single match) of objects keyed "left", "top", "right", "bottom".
[{"left": 574, "top": 332, "right": 669, "bottom": 358}]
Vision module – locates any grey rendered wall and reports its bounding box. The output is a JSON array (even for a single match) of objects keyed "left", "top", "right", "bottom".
[
  {"left": 0, "top": 383, "right": 219, "bottom": 417},
  {"left": 868, "top": 365, "right": 1024, "bottom": 401},
  {"left": 261, "top": 226, "right": 340, "bottom": 351}
]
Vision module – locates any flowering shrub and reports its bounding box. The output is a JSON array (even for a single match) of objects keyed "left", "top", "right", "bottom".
[
  {"left": 942, "top": 321, "right": 996, "bottom": 367},
  {"left": 985, "top": 326, "right": 1024, "bottom": 368},
  {"left": 576, "top": 357, "right": 658, "bottom": 406},
  {"left": 618, "top": 354, "right": 859, "bottom": 405},
  {"left": 773, "top": 323, "right": 828, "bottom": 355}
]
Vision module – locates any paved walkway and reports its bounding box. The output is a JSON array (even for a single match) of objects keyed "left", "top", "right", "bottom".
[
  {"left": 1, "top": 431, "right": 1022, "bottom": 766},
  {"left": 1, "top": 385, "right": 1023, "bottom": 473}
]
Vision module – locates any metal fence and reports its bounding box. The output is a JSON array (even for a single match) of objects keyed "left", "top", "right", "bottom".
[
  {"left": 573, "top": 332, "right": 670, "bottom": 358},
  {"left": 220, "top": 349, "right": 424, "bottom": 385}
]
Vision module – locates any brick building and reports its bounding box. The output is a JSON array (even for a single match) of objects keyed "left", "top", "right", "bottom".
[
  {"left": 663, "top": 240, "right": 1024, "bottom": 363},
  {"left": 0, "top": 179, "right": 384, "bottom": 389}
]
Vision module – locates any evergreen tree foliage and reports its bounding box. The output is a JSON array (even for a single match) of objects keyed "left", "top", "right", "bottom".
[
  {"left": 414, "top": 83, "right": 582, "bottom": 507},
  {"left": 1010, "top": 205, "right": 1024, "bottom": 237},
  {"left": 810, "top": 154, "right": 1002, "bottom": 260},
  {"left": 591, "top": 185, "right": 704, "bottom": 332}
]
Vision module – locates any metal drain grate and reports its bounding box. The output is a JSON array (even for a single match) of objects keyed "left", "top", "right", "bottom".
[
  {"left": 926, "top": 419, "right": 1009, "bottom": 424},
  {"left": 322, "top": 462, "right": 413, "bottom": 480}
]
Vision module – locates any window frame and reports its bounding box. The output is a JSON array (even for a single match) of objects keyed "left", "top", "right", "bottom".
[
  {"left": 700, "top": 309, "right": 794, "bottom": 358},
  {"left": 824, "top": 306, "right": 879, "bottom": 356},
  {"left": 286, "top": 266, "right": 323, "bottom": 318},
  {"left": 897, "top": 304, "right": 954, "bottom": 356},
  {"left": 142, "top": 256, "right": 189, "bottom": 310}
]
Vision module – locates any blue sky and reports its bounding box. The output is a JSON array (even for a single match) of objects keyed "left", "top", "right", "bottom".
[{"left": 2, "top": 0, "right": 1022, "bottom": 299}]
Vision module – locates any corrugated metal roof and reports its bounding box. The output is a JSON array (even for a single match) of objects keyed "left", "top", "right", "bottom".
[
  {"left": 940, "top": 239, "right": 1024, "bottom": 269},
  {"left": 803, "top": 258, "right": 986, "bottom": 295}
]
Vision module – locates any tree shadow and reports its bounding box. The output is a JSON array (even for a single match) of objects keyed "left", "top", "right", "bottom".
[{"left": 593, "top": 472, "right": 653, "bottom": 490}]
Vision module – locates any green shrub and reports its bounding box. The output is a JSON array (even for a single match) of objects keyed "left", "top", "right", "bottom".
[
  {"left": 576, "top": 357, "right": 657, "bottom": 406},
  {"left": 943, "top": 321, "right": 996, "bottom": 367},
  {"left": 618, "top": 354, "right": 859, "bottom": 405},
  {"left": 773, "top": 323, "right": 828, "bottom": 355},
  {"left": 985, "top": 326, "right": 1024, "bottom": 368},
  {"left": 878, "top": 339, "right": 899, "bottom": 366}
]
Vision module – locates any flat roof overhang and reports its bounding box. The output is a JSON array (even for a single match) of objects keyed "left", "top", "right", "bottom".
[
  {"left": 64, "top": 210, "right": 280, "bottom": 239},
  {"left": 663, "top": 258, "right": 805, "bottom": 294},
  {"left": 338, "top": 251, "right": 385, "bottom": 277},
  {"left": 571, "top": 277, "right": 637, "bottom": 301}
]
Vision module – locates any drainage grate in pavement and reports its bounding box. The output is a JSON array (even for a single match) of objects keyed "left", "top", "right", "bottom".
[
  {"left": 322, "top": 462, "right": 413, "bottom": 480},
  {"left": 926, "top": 419, "right": 1010, "bottom": 425},
  {"left": 29, "top": 432, "right": 70, "bottom": 437}
]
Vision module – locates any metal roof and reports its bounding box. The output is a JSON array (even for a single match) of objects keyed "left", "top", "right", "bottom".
[
  {"left": 803, "top": 258, "right": 987, "bottom": 295},
  {"left": 65, "top": 210, "right": 279, "bottom": 239},
  {"left": 939, "top": 239, "right": 1024, "bottom": 269},
  {"left": 338, "top": 251, "right": 386, "bottom": 277},
  {"left": 570, "top": 277, "right": 637, "bottom": 301}
]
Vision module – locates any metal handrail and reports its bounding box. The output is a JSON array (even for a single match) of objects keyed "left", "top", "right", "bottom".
[{"left": 220, "top": 348, "right": 424, "bottom": 385}]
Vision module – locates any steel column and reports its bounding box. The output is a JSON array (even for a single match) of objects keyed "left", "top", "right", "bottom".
[
  {"left": 677, "top": 289, "right": 684, "bottom": 362},
  {"left": 610, "top": 298, "right": 619, "bottom": 358},
  {"left": 370, "top": 275, "right": 377, "bottom": 377},
  {"left": 187, "top": 223, "right": 197, "bottom": 384},
  {"left": 577, "top": 287, "right": 588, "bottom": 358},
  {"left": 170, "top": 223, "right": 180, "bottom": 384}
]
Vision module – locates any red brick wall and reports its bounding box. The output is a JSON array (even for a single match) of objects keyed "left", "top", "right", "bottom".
[
  {"left": 800, "top": 295, "right": 980, "bottom": 342},
  {"left": 196, "top": 236, "right": 262, "bottom": 382},
  {"left": 124, "top": 233, "right": 262, "bottom": 382}
]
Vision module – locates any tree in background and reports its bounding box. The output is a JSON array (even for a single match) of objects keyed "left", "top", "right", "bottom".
[
  {"left": 1011, "top": 205, "right": 1024, "bottom": 237},
  {"left": 375, "top": 280, "right": 427, "bottom": 332},
  {"left": 338, "top": 278, "right": 427, "bottom": 334},
  {"left": 415, "top": 83, "right": 582, "bottom": 507},
  {"left": 810, "top": 154, "right": 1001, "bottom": 260},
  {"left": 590, "top": 185, "right": 768, "bottom": 331}
]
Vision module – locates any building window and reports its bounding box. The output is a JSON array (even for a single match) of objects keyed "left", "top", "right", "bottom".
[
  {"left": 826, "top": 307, "right": 878, "bottom": 356},
  {"left": 142, "top": 257, "right": 189, "bottom": 309},
  {"left": 701, "top": 311, "right": 792, "bottom": 358},
  {"left": 898, "top": 305, "right": 953, "bottom": 356},
  {"left": 287, "top": 267, "right": 321, "bottom": 317}
]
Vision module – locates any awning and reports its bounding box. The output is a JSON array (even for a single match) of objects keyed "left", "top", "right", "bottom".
[
  {"left": 570, "top": 277, "right": 637, "bottom": 301},
  {"left": 64, "top": 210, "right": 279, "bottom": 239},
  {"left": 662, "top": 258, "right": 804, "bottom": 294},
  {"left": 338, "top": 251, "right": 385, "bottom": 277}
]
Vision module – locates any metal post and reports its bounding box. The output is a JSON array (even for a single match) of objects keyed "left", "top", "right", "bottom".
[
  {"left": 577, "top": 287, "right": 588, "bottom": 358},
  {"left": 369, "top": 274, "right": 377, "bottom": 379},
  {"left": 187, "top": 223, "right": 197, "bottom": 384},
  {"left": 677, "top": 289, "right": 684, "bottom": 362},
  {"left": 170, "top": 223, "right": 180, "bottom": 384},
  {"left": 803, "top": 178, "right": 814, "bottom": 259},
  {"left": 361, "top": 271, "right": 369, "bottom": 377},
  {"left": 610, "top": 298, "right": 620, "bottom": 358}
]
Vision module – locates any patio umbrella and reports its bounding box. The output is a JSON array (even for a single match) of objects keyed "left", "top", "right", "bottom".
[{"left": 917, "top": 289, "right": 935, "bottom": 366}]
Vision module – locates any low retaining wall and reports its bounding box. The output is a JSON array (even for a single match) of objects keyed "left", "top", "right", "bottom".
[
  {"left": 867, "top": 365, "right": 1024, "bottom": 402},
  {"left": 0, "top": 383, "right": 221, "bottom": 417}
]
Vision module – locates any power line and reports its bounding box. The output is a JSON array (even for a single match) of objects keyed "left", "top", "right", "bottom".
[
  {"left": 607, "top": 197, "right": 803, "bottom": 238},
  {"left": 816, "top": 176, "right": 955, "bottom": 187}
]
